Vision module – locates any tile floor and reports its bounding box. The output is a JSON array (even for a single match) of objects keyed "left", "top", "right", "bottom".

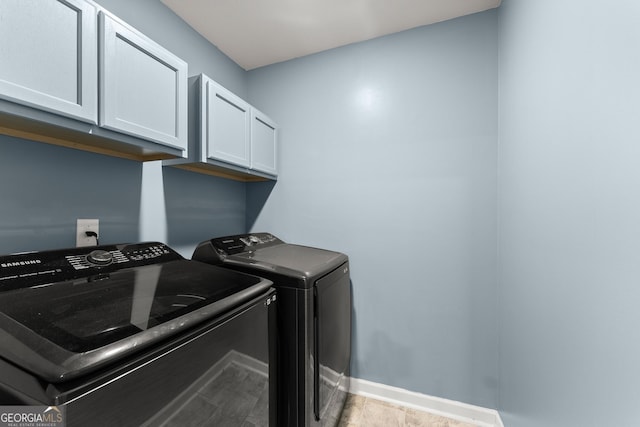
[
  {"left": 338, "top": 394, "right": 479, "bottom": 427},
  {"left": 162, "top": 361, "right": 269, "bottom": 426},
  {"left": 158, "top": 357, "right": 478, "bottom": 427}
]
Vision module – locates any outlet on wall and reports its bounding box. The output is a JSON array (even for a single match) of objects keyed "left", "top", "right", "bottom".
[{"left": 76, "top": 219, "right": 99, "bottom": 247}]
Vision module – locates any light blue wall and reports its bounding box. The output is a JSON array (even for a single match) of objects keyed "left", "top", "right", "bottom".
[
  {"left": 0, "top": 0, "right": 248, "bottom": 257},
  {"left": 247, "top": 11, "right": 499, "bottom": 408},
  {"left": 498, "top": 0, "right": 640, "bottom": 425},
  {"left": 164, "top": 167, "right": 246, "bottom": 256},
  {"left": 0, "top": 136, "right": 140, "bottom": 253}
]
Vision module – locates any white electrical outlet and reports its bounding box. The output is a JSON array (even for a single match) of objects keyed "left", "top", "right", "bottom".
[{"left": 76, "top": 219, "right": 99, "bottom": 247}]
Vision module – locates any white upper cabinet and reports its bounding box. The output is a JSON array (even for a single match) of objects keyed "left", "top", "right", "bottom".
[
  {"left": 250, "top": 109, "right": 278, "bottom": 176},
  {"left": 99, "top": 12, "right": 188, "bottom": 151},
  {"left": 165, "top": 74, "right": 277, "bottom": 181},
  {"left": 0, "top": 0, "right": 98, "bottom": 123},
  {"left": 205, "top": 78, "right": 251, "bottom": 168},
  {"left": 0, "top": 1, "right": 188, "bottom": 160}
]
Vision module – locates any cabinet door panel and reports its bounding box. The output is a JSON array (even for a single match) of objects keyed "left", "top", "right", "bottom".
[
  {"left": 206, "top": 80, "right": 250, "bottom": 168},
  {"left": 100, "top": 12, "right": 187, "bottom": 151},
  {"left": 0, "top": 0, "right": 97, "bottom": 123},
  {"left": 251, "top": 110, "right": 278, "bottom": 176}
]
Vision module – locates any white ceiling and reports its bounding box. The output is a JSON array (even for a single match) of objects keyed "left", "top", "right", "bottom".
[{"left": 160, "top": 0, "right": 502, "bottom": 71}]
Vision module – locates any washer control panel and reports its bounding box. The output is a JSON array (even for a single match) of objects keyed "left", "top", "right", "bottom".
[
  {"left": 0, "top": 242, "right": 181, "bottom": 291},
  {"left": 65, "top": 244, "right": 173, "bottom": 270}
]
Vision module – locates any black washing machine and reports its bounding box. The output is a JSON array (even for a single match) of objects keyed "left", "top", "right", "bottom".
[
  {"left": 193, "top": 233, "right": 351, "bottom": 427},
  {"left": 0, "top": 242, "right": 277, "bottom": 426}
]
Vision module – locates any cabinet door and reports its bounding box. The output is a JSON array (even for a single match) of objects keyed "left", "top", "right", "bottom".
[
  {"left": 205, "top": 79, "right": 251, "bottom": 168},
  {"left": 250, "top": 109, "right": 278, "bottom": 176},
  {"left": 0, "top": 0, "right": 97, "bottom": 123},
  {"left": 99, "top": 12, "right": 187, "bottom": 151}
]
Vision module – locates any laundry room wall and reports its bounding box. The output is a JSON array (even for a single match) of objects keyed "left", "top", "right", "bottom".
[
  {"left": 497, "top": 0, "right": 640, "bottom": 425},
  {"left": 0, "top": 137, "right": 141, "bottom": 254},
  {"left": 0, "top": 0, "right": 248, "bottom": 256},
  {"left": 247, "top": 10, "right": 499, "bottom": 409}
]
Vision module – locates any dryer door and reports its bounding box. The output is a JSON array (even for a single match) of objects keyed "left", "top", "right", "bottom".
[{"left": 313, "top": 262, "right": 351, "bottom": 422}]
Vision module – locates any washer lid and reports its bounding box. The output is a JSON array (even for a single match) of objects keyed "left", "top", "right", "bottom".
[
  {"left": 0, "top": 244, "right": 272, "bottom": 382},
  {"left": 226, "top": 244, "right": 348, "bottom": 281}
]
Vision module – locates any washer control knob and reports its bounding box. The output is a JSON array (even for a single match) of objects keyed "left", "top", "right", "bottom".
[{"left": 87, "top": 250, "right": 113, "bottom": 266}]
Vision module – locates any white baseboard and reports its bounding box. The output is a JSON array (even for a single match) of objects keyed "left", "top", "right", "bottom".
[{"left": 349, "top": 378, "right": 503, "bottom": 427}]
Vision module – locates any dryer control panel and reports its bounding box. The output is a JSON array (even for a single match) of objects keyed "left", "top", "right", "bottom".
[
  {"left": 214, "top": 233, "right": 281, "bottom": 255},
  {"left": 193, "top": 233, "right": 283, "bottom": 263}
]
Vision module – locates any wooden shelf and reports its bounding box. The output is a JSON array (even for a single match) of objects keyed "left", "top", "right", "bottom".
[{"left": 0, "top": 111, "right": 180, "bottom": 162}]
